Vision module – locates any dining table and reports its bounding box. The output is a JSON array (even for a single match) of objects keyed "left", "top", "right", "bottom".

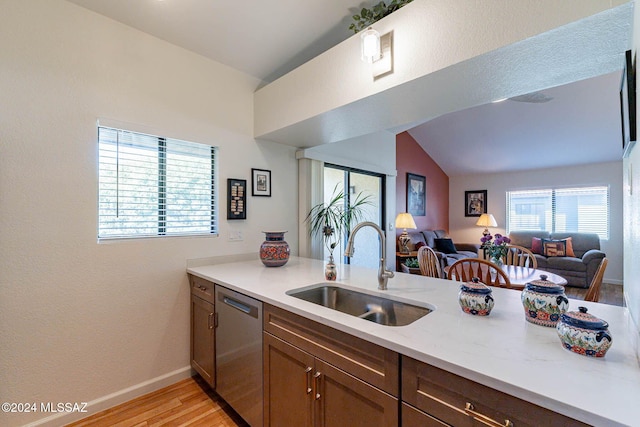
[{"left": 445, "top": 264, "right": 567, "bottom": 290}]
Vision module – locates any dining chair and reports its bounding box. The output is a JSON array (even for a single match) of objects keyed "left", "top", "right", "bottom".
[
  {"left": 417, "top": 246, "right": 443, "bottom": 279},
  {"left": 447, "top": 258, "right": 512, "bottom": 289},
  {"left": 505, "top": 244, "right": 538, "bottom": 269},
  {"left": 584, "top": 257, "right": 608, "bottom": 302}
]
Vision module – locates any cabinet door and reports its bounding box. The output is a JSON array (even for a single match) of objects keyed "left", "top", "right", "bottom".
[
  {"left": 402, "top": 403, "right": 450, "bottom": 427},
  {"left": 264, "top": 333, "right": 314, "bottom": 427},
  {"left": 314, "top": 359, "right": 398, "bottom": 427},
  {"left": 191, "top": 295, "right": 215, "bottom": 388}
]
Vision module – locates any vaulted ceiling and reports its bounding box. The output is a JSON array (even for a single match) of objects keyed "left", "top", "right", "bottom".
[{"left": 66, "top": 0, "right": 629, "bottom": 175}]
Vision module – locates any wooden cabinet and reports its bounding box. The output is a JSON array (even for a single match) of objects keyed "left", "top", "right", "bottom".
[
  {"left": 401, "top": 356, "right": 589, "bottom": 427},
  {"left": 263, "top": 304, "right": 398, "bottom": 427},
  {"left": 189, "top": 275, "right": 215, "bottom": 388}
]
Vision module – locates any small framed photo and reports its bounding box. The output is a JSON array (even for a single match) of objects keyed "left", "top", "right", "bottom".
[
  {"left": 251, "top": 168, "right": 271, "bottom": 197},
  {"left": 406, "top": 173, "right": 426, "bottom": 217},
  {"left": 465, "top": 190, "right": 487, "bottom": 217},
  {"left": 227, "top": 178, "right": 247, "bottom": 220}
]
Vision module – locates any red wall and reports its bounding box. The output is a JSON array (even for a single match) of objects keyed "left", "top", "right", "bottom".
[{"left": 396, "top": 132, "right": 449, "bottom": 237}]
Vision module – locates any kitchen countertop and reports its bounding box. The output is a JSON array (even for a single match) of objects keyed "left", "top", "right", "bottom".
[{"left": 188, "top": 256, "right": 640, "bottom": 426}]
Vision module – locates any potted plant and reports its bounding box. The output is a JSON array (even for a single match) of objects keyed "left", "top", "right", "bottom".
[
  {"left": 400, "top": 257, "right": 421, "bottom": 275},
  {"left": 349, "top": 0, "right": 414, "bottom": 33},
  {"left": 305, "top": 185, "right": 371, "bottom": 279}
]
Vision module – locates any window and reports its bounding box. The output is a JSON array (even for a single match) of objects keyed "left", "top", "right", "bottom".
[
  {"left": 98, "top": 126, "right": 217, "bottom": 239},
  {"left": 506, "top": 186, "right": 609, "bottom": 239}
]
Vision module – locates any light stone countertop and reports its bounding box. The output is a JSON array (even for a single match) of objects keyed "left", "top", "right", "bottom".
[{"left": 187, "top": 256, "right": 640, "bottom": 427}]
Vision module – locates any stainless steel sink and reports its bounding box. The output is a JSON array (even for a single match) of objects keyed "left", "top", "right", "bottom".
[{"left": 286, "top": 284, "right": 433, "bottom": 326}]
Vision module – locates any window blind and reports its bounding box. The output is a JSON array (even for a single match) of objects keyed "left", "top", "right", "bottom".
[
  {"left": 506, "top": 186, "right": 609, "bottom": 239},
  {"left": 98, "top": 126, "right": 217, "bottom": 239}
]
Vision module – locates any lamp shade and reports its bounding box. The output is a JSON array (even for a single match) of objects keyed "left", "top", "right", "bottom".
[
  {"left": 361, "top": 27, "right": 381, "bottom": 63},
  {"left": 395, "top": 213, "right": 417, "bottom": 230},
  {"left": 475, "top": 213, "right": 497, "bottom": 228}
]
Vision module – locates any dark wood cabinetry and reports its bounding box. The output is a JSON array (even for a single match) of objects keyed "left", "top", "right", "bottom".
[
  {"left": 401, "top": 356, "right": 589, "bottom": 427},
  {"left": 189, "top": 275, "right": 215, "bottom": 388},
  {"left": 263, "top": 304, "right": 398, "bottom": 427}
]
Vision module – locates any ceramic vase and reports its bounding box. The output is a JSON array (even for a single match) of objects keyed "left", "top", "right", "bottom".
[
  {"left": 259, "top": 231, "right": 290, "bottom": 267},
  {"left": 325, "top": 255, "right": 337, "bottom": 281}
]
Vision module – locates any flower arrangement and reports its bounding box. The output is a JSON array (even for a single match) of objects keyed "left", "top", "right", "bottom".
[{"left": 481, "top": 233, "right": 511, "bottom": 264}]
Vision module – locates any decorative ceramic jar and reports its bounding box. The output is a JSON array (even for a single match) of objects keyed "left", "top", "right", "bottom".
[
  {"left": 259, "top": 231, "right": 290, "bottom": 267},
  {"left": 325, "top": 255, "right": 337, "bottom": 281},
  {"left": 458, "top": 278, "right": 494, "bottom": 316},
  {"left": 521, "top": 274, "right": 569, "bottom": 327},
  {"left": 556, "top": 306, "right": 612, "bottom": 357}
]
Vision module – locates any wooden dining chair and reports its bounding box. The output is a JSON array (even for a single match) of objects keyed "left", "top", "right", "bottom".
[
  {"left": 505, "top": 244, "right": 538, "bottom": 269},
  {"left": 417, "top": 246, "right": 443, "bottom": 279},
  {"left": 447, "top": 258, "right": 512, "bottom": 289},
  {"left": 584, "top": 257, "right": 608, "bottom": 302}
]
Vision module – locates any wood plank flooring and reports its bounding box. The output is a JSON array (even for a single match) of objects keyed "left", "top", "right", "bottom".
[
  {"left": 564, "top": 282, "right": 624, "bottom": 306},
  {"left": 67, "top": 283, "right": 624, "bottom": 427},
  {"left": 66, "top": 376, "right": 247, "bottom": 427}
]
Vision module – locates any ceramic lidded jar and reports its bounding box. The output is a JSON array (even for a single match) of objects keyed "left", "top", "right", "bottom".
[
  {"left": 557, "top": 307, "right": 612, "bottom": 357},
  {"left": 259, "top": 231, "right": 290, "bottom": 267},
  {"left": 458, "top": 278, "right": 494, "bottom": 316},
  {"left": 521, "top": 275, "right": 569, "bottom": 327}
]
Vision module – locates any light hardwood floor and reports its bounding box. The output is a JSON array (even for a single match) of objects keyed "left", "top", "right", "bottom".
[
  {"left": 67, "top": 283, "right": 623, "bottom": 427},
  {"left": 66, "top": 376, "right": 247, "bottom": 427}
]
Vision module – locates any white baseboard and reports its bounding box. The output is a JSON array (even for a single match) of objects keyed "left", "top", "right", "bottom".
[{"left": 24, "top": 366, "right": 192, "bottom": 427}]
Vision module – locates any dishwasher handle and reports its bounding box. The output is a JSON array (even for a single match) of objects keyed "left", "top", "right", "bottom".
[{"left": 219, "top": 292, "right": 259, "bottom": 319}]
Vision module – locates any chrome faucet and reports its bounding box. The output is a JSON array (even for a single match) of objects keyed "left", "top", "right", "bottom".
[{"left": 344, "top": 221, "right": 395, "bottom": 290}]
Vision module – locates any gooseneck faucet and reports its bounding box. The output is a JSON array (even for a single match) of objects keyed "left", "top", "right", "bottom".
[{"left": 344, "top": 221, "right": 395, "bottom": 290}]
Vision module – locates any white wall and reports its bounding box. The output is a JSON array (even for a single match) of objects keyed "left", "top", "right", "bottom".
[
  {"left": 449, "top": 162, "right": 623, "bottom": 284},
  {"left": 0, "top": 1, "right": 298, "bottom": 426}
]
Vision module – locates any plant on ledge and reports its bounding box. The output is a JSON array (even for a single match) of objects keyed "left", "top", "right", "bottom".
[
  {"left": 481, "top": 233, "right": 511, "bottom": 265},
  {"left": 349, "top": 0, "right": 414, "bottom": 33},
  {"left": 305, "top": 185, "right": 372, "bottom": 261}
]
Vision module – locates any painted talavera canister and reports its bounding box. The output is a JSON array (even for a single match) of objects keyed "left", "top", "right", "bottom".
[
  {"left": 521, "top": 274, "right": 569, "bottom": 327},
  {"left": 458, "top": 278, "right": 494, "bottom": 316},
  {"left": 557, "top": 306, "right": 612, "bottom": 357},
  {"left": 259, "top": 231, "right": 290, "bottom": 267}
]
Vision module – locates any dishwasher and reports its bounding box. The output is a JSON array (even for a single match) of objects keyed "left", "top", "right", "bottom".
[{"left": 215, "top": 285, "right": 263, "bottom": 427}]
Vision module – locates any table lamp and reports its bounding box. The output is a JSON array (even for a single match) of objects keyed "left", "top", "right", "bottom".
[
  {"left": 476, "top": 213, "right": 497, "bottom": 238},
  {"left": 395, "top": 213, "right": 417, "bottom": 254}
]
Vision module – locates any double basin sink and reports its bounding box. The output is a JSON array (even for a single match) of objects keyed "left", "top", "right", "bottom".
[{"left": 287, "top": 284, "right": 433, "bottom": 326}]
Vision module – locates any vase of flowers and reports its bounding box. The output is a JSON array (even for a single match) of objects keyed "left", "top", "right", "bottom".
[
  {"left": 481, "top": 233, "right": 511, "bottom": 266},
  {"left": 305, "top": 185, "right": 371, "bottom": 280}
]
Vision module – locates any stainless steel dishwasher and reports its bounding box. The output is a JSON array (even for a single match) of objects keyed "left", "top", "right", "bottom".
[{"left": 215, "top": 285, "right": 263, "bottom": 427}]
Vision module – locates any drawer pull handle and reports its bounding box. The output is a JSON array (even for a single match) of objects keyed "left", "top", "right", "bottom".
[
  {"left": 305, "top": 367, "right": 312, "bottom": 394},
  {"left": 314, "top": 372, "right": 321, "bottom": 400},
  {"left": 465, "top": 402, "right": 513, "bottom": 427}
]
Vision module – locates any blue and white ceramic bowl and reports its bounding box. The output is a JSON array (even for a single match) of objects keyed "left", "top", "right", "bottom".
[
  {"left": 458, "top": 278, "right": 494, "bottom": 316},
  {"left": 521, "top": 275, "right": 569, "bottom": 327}
]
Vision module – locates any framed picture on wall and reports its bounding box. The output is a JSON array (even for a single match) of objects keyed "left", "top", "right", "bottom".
[
  {"left": 465, "top": 190, "right": 487, "bottom": 217},
  {"left": 620, "top": 49, "right": 636, "bottom": 158},
  {"left": 251, "top": 168, "right": 271, "bottom": 197},
  {"left": 406, "top": 173, "right": 426, "bottom": 216},
  {"left": 227, "top": 178, "right": 247, "bottom": 220}
]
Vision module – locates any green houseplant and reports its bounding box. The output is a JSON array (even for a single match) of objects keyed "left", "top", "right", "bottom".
[
  {"left": 305, "top": 185, "right": 372, "bottom": 264},
  {"left": 401, "top": 257, "right": 421, "bottom": 275},
  {"left": 349, "top": 0, "right": 414, "bottom": 33}
]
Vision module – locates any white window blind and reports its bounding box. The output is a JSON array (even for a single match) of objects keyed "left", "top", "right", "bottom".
[
  {"left": 506, "top": 186, "right": 609, "bottom": 239},
  {"left": 98, "top": 126, "right": 217, "bottom": 239}
]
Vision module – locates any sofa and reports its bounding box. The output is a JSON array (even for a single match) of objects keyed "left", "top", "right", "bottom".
[
  {"left": 507, "top": 231, "right": 605, "bottom": 288},
  {"left": 403, "top": 229, "right": 479, "bottom": 270}
]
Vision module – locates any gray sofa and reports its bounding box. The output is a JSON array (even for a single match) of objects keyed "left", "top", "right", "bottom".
[
  {"left": 508, "top": 231, "right": 605, "bottom": 288},
  {"left": 404, "top": 229, "right": 479, "bottom": 269}
]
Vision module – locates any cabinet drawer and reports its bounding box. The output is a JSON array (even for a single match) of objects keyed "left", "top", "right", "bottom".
[
  {"left": 264, "top": 304, "right": 399, "bottom": 396},
  {"left": 402, "top": 403, "right": 449, "bottom": 427},
  {"left": 189, "top": 274, "right": 214, "bottom": 304},
  {"left": 401, "top": 356, "right": 589, "bottom": 427}
]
